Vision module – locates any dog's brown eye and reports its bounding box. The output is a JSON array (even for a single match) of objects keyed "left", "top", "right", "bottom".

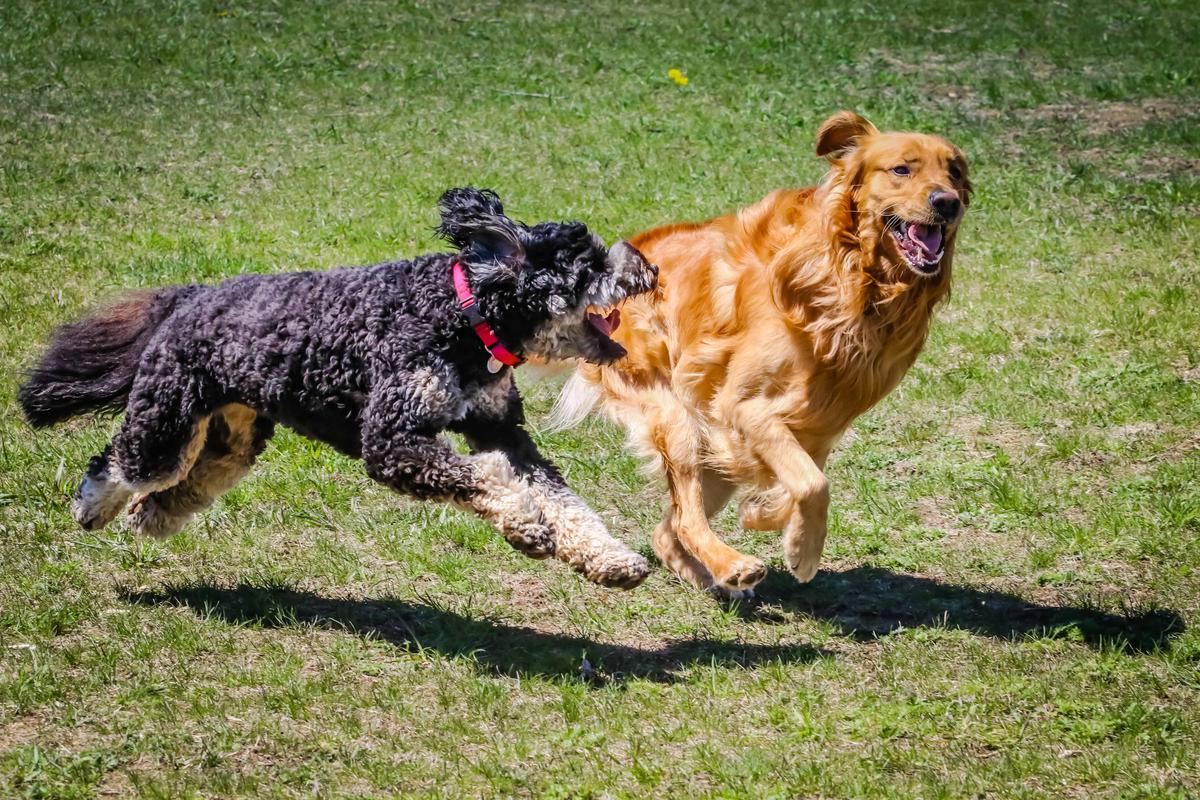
[
  {"left": 949, "top": 164, "right": 962, "bottom": 180},
  {"left": 890, "top": 165, "right": 910, "bottom": 176}
]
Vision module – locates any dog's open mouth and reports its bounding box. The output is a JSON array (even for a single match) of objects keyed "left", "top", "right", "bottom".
[
  {"left": 584, "top": 307, "right": 626, "bottom": 362},
  {"left": 886, "top": 216, "right": 945, "bottom": 274}
]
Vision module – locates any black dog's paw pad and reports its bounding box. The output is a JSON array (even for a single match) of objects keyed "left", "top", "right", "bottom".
[
  {"left": 504, "top": 522, "right": 556, "bottom": 559},
  {"left": 589, "top": 553, "right": 651, "bottom": 590}
]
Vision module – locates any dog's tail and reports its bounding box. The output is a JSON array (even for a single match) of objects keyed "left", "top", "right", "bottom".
[
  {"left": 18, "top": 288, "right": 187, "bottom": 428},
  {"left": 545, "top": 368, "right": 604, "bottom": 431}
]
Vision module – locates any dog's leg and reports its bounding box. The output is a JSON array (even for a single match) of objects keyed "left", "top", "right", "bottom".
[
  {"left": 128, "top": 405, "right": 274, "bottom": 538},
  {"left": 458, "top": 405, "right": 650, "bottom": 589},
  {"left": 523, "top": 477, "right": 650, "bottom": 589},
  {"left": 362, "top": 375, "right": 555, "bottom": 559},
  {"left": 653, "top": 469, "right": 747, "bottom": 597},
  {"left": 639, "top": 398, "right": 766, "bottom": 594},
  {"left": 72, "top": 445, "right": 135, "bottom": 532},
  {"left": 738, "top": 416, "right": 830, "bottom": 583},
  {"left": 365, "top": 436, "right": 554, "bottom": 560},
  {"left": 73, "top": 377, "right": 213, "bottom": 532},
  {"left": 664, "top": 460, "right": 767, "bottom": 593}
]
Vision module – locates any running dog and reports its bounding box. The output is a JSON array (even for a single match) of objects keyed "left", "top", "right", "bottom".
[
  {"left": 20, "top": 188, "right": 658, "bottom": 589},
  {"left": 552, "top": 112, "right": 971, "bottom": 597}
]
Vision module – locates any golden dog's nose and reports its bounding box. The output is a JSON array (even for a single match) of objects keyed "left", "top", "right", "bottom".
[{"left": 930, "top": 190, "right": 962, "bottom": 222}]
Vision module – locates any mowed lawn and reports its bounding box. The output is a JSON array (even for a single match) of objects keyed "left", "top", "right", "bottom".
[{"left": 2, "top": 0, "right": 1199, "bottom": 797}]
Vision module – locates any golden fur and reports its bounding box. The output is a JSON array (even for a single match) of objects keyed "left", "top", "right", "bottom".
[{"left": 555, "top": 111, "right": 972, "bottom": 596}]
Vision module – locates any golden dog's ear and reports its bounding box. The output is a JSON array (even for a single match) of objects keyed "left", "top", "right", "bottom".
[
  {"left": 953, "top": 148, "right": 974, "bottom": 207},
  {"left": 815, "top": 111, "right": 879, "bottom": 159}
]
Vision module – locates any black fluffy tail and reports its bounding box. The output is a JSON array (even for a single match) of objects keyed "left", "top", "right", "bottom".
[{"left": 18, "top": 289, "right": 184, "bottom": 428}]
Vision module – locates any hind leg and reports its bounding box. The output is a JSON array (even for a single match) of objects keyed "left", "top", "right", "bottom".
[
  {"left": 653, "top": 469, "right": 740, "bottom": 595},
  {"left": 640, "top": 392, "right": 765, "bottom": 594},
  {"left": 72, "top": 373, "right": 213, "bottom": 531},
  {"left": 72, "top": 416, "right": 209, "bottom": 531},
  {"left": 128, "top": 405, "right": 274, "bottom": 538},
  {"left": 72, "top": 445, "right": 135, "bottom": 531}
]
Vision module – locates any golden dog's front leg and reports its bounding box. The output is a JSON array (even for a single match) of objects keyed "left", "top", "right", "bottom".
[
  {"left": 739, "top": 415, "right": 832, "bottom": 584},
  {"left": 666, "top": 466, "right": 766, "bottom": 594},
  {"left": 644, "top": 399, "right": 765, "bottom": 595},
  {"left": 780, "top": 488, "right": 830, "bottom": 582}
]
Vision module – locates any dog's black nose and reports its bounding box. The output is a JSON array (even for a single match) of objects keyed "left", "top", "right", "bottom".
[{"left": 930, "top": 190, "right": 961, "bottom": 221}]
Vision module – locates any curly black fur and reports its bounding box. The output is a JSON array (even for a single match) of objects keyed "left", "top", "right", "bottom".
[
  {"left": 17, "top": 288, "right": 199, "bottom": 427},
  {"left": 19, "top": 188, "right": 658, "bottom": 589}
]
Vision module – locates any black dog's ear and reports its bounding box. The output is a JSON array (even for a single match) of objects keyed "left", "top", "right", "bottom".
[{"left": 436, "top": 188, "right": 525, "bottom": 278}]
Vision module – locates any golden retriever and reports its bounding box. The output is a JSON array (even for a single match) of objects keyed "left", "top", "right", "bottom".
[{"left": 551, "top": 111, "right": 972, "bottom": 597}]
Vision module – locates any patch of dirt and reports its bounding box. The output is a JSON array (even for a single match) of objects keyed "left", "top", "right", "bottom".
[
  {"left": 1020, "top": 97, "right": 1194, "bottom": 136},
  {"left": 1178, "top": 365, "right": 1200, "bottom": 383},
  {"left": 494, "top": 569, "right": 556, "bottom": 616},
  {"left": 1063, "top": 507, "right": 1089, "bottom": 527},
  {"left": 1063, "top": 449, "right": 1115, "bottom": 471},
  {"left": 1073, "top": 148, "right": 1200, "bottom": 182},
  {"left": 0, "top": 712, "right": 45, "bottom": 751},
  {"left": 948, "top": 414, "right": 1036, "bottom": 458},
  {"left": 1139, "top": 154, "right": 1200, "bottom": 178},
  {"left": 1110, "top": 422, "right": 1162, "bottom": 441},
  {"left": 1160, "top": 429, "right": 1200, "bottom": 462},
  {"left": 915, "top": 496, "right": 970, "bottom": 538}
]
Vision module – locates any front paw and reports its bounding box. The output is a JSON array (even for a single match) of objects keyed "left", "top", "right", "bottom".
[
  {"left": 787, "top": 554, "right": 820, "bottom": 584},
  {"left": 127, "top": 493, "right": 192, "bottom": 539},
  {"left": 714, "top": 555, "right": 767, "bottom": 591},
  {"left": 501, "top": 516, "right": 556, "bottom": 559},
  {"left": 585, "top": 550, "right": 650, "bottom": 590}
]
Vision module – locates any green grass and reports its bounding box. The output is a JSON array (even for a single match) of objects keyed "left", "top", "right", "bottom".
[{"left": 1, "top": 0, "right": 1199, "bottom": 796}]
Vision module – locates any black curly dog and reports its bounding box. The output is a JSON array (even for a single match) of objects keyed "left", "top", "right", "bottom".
[{"left": 19, "top": 188, "right": 658, "bottom": 589}]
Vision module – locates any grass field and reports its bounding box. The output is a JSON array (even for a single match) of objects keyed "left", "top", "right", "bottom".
[{"left": 2, "top": 0, "right": 1199, "bottom": 796}]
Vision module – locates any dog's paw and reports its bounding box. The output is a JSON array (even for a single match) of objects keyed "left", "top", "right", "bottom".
[
  {"left": 714, "top": 555, "right": 767, "bottom": 591},
  {"left": 787, "top": 555, "right": 821, "bottom": 584},
  {"left": 501, "top": 518, "right": 556, "bottom": 560},
  {"left": 127, "top": 494, "right": 191, "bottom": 539},
  {"left": 585, "top": 550, "right": 650, "bottom": 590},
  {"left": 72, "top": 470, "right": 132, "bottom": 531}
]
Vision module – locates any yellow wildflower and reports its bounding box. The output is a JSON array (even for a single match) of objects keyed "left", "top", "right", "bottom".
[{"left": 667, "top": 68, "right": 689, "bottom": 86}]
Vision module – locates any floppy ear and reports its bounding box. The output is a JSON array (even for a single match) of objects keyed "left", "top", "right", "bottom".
[
  {"left": 606, "top": 240, "right": 650, "bottom": 276},
  {"left": 436, "top": 188, "right": 525, "bottom": 279},
  {"left": 954, "top": 149, "right": 974, "bottom": 208},
  {"left": 815, "top": 111, "right": 879, "bottom": 159}
]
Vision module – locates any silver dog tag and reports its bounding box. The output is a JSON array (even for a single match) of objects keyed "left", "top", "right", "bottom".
[{"left": 486, "top": 356, "right": 504, "bottom": 374}]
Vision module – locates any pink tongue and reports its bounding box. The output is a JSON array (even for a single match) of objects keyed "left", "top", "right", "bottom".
[
  {"left": 909, "top": 223, "right": 943, "bottom": 255},
  {"left": 588, "top": 309, "right": 620, "bottom": 336}
]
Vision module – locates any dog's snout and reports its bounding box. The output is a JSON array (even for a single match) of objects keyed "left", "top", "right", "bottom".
[{"left": 929, "top": 190, "right": 962, "bottom": 221}]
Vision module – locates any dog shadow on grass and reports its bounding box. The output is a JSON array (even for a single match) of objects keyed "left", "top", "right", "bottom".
[
  {"left": 122, "top": 565, "right": 1183, "bottom": 684},
  {"left": 745, "top": 565, "right": 1185, "bottom": 654},
  {"left": 122, "top": 582, "right": 830, "bottom": 685}
]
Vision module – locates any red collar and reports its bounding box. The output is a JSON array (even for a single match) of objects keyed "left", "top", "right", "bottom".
[{"left": 451, "top": 261, "right": 524, "bottom": 370}]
